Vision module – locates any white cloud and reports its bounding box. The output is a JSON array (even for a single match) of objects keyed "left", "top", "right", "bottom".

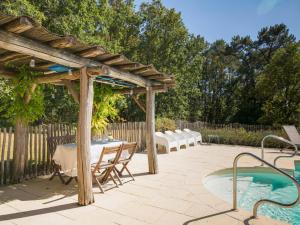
[{"left": 257, "top": 0, "right": 281, "bottom": 15}]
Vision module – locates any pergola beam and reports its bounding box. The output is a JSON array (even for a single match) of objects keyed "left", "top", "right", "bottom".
[
  {"left": 79, "top": 47, "right": 105, "bottom": 58},
  {"left": 115, "top": 85, "right": 172, "bottom": 94},
  {"left": 0, "top": 67, "right": 109, "bottom": 83},
  {"left": 0, "top": 30, "right": 152, "bottom": 87},
  {"left": 132, "top": 94, "right": 146, "bottom": 113},
  {"left": 117, "top": 63, "right": 141, "bottom": 71},
  {"left": 0, "top": 68, "right": 16, "bottom": 79},
  {"left": 102, "top": 55, "right": 124, "bottom": 65},
  {"left": 0, "top": 30, "right": 82, "bottom": 68},
  {"left": 35, "top": 71, "right": 80, "bottom": 84},
  {"left": 63, "top": 80, "right": 80, "bottom": 104},
  {"left": 4, "top": 17, "right": 34, "bottom": 33},
  {"left": 49, "top": 37, "right": 76, "bottom": 49},
  {"left": 0, "top": 68, "right": 78, "bottom": 83},
  {"left": 0, "top": 52, "right": 25, "bottom": 62}
]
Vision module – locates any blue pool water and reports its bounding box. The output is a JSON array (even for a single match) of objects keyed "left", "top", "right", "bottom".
[{"left": 203, "top": 167, "right": 300, "bottom": 225}]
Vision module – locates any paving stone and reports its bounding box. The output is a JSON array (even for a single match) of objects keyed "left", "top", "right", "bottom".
[{"left": 0, "top": 145, "right": 294, "bottom": 225}]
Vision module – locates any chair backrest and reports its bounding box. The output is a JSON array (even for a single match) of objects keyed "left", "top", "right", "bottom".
[
  {"left": 283, "top": 125, "right": 300, "bottom": 145},
  {"left": 121, "top": 142, "right": 137, "bottom": 160},
  {"left": 92, "top": 145, "right": 122, "bottom": 176},
  {"left": 98, "top": 145, "right": 122, "bottom": 165},
  {"left": 155, "top": 131, "right": 176, "bottom": 142},
  {"left": 183, "top": 128, "right": 191, "bottom": 132}
]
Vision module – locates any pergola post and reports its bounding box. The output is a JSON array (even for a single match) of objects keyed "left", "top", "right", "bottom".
[
  {"left": 77, "top": 67, "right": 94, "bottom": 205},
  {"left": 146, "top": 86, "right": 158, "bottom": 174}
]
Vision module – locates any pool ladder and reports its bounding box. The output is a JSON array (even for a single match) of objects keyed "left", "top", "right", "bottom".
[
  {"left": 232, "top": 152, "right": 300, "bottom": 218},
  {"left": 261, "top": 135, "right": 298, "bottom": 166}
]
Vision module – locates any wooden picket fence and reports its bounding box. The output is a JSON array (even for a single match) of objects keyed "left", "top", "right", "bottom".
[
  {"left": 0, "top": 122, "right": 146, "bottom": 186},
  {"left": 106, "top": 122, "right": 146, "bottom": 152},
  {"left": 0, "top": 120, "right": 281, "bottom": 185},
  {"left": 0, "top": 124, "right": 77, "bottom": 185}
]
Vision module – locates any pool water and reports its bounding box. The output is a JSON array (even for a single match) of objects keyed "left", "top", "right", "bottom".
[{"left": 203, "top": 167, "right": 300, "bottom": 225}]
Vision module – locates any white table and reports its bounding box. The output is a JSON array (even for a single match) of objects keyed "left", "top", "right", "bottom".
[{"left": 53, "top": 140, "right": 127, "bottom": 177}]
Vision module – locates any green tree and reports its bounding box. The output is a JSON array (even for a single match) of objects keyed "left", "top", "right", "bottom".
[
  {"left": 0, "top": 0, "right": 45, "bottom": 22},
  {"left": 179, "top": 35, "right": 206, "bottom": 121},
  {"left": 131, "top": 0, "right": 206, "bottom": 120},
  {"left": 228, "top": 24, "right": 296, "bottom": 124},
  {"left": 256, "top": 43, "right": 300, "bottom": 126},
  {"left": 201, "top": 40, "right": 239, "bottom": 123},
  {"left": 228, "top": 35, "right": 260, "bottom": 124}
]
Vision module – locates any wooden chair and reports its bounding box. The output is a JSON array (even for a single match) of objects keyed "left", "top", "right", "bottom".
[
  {"left": 114, "top": 142, "right": 137, "bottom": 185},
  {"left": 48, "top": 134, "right": 76, "bottom": 184},
  {"left": 91, "top": 145, "right": 122, "bottom": 193}
]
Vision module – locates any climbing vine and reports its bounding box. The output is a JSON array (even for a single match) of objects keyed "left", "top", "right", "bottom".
[
  {"left": 0, "top": 66, "right": 44, "bottom": 124},
  {"left": 92, "top": 84, "right": 124, "bottom": 135}
]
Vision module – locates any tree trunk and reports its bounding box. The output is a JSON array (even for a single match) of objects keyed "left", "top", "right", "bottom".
[
  {"left": 146, "top": 86, "right": 158, "bottom": 174},
  {"left": 11, "top": 118, "right": 27, "bottom": 183},
  {"left": 77, "top": 67, "right": 94, "bottom": 205},
  {"left": 11, "top": 83, "right": 37, "bottom": 183}
]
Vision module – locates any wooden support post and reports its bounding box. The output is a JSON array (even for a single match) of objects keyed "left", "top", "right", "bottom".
[
  {"left": 146, "top": 86, "right": 158, "bottom": 174},
  {"left": 77, "top": 67, "right": 94, "bottom": 205}
]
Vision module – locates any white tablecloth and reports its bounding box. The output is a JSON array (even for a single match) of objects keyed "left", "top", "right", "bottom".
[{"left": 53, "top": 140, "right": 127, "bottom": 177}]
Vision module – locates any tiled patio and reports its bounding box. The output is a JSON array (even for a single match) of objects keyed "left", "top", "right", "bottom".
[{"left": 0, "top": 144, "right": 298, "bottom": 225}]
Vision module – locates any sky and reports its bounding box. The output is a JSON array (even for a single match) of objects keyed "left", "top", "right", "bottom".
[{"left": 134, "top": 0, "right": 300, "bottom": 43}]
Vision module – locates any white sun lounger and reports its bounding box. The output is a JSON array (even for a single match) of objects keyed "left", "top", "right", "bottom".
[
  {"left": 165, "top": 130, "right": 189, "bottom": 148},
  {"left": 155, "top": 132, "right": 179, "bottom": 153},
  {"left": 175, "top": 129, "right": 196, "bottom": 146},
  {"left": 183, "top": 128, "right": 202, "bottom": 144},
  {"left": 283, "top": 125, "right": 300, "bottom": 146}
]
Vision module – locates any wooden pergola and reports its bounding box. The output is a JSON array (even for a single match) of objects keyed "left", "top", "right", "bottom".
[{"left": 0, "top": 15, "right": 175, "bottom": 205}]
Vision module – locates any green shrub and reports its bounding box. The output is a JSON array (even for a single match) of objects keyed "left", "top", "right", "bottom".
[
  {"left": 156, "top": 117, "right": 176, "bottom": 132},
  {"left": 199, "top": 127, "right": 288, "bottom": 148}
]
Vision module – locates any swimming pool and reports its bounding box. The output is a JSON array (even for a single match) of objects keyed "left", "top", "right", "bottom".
[{"left": 203, "top": 167, "right": 300, "bottom": 225}]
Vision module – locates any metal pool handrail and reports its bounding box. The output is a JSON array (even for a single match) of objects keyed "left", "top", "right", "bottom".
[
  {"left": 233, "top": 152, "right": 300, "bottom": 218},
  {"left": 261, "top": 135, "right": 298, "bottom": 166}
]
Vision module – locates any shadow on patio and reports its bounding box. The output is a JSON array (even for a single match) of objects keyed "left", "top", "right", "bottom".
[
  {"left": 183, "top": 209, "right": 235, "bottom": 225},
  {"left": 0, "top": 202, "right": 79, "bottom": 221}
]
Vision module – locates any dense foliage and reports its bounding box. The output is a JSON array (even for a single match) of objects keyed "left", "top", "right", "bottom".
[
  {"left": 0, "top": 66, "right": 44, "bottom": 124},
  {"left": 155, "top": 117, "right": 176, "bottom": 132},
  {"left": 256, "top": 43, "right": 300, "bottom": 125},
  {"left": 92, "top": 85, "right": 124, "bottom": 134},
  {"left": 0, "top": 0, "right": 299, "bottom": 127}
]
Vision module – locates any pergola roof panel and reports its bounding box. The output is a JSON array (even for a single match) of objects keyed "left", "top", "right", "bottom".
[
  {"left": 0, "top": 15, "right": 16, "bottom": 26},
  {"left": 0, "top": 14, "right": 175, "bottom": 89}
]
